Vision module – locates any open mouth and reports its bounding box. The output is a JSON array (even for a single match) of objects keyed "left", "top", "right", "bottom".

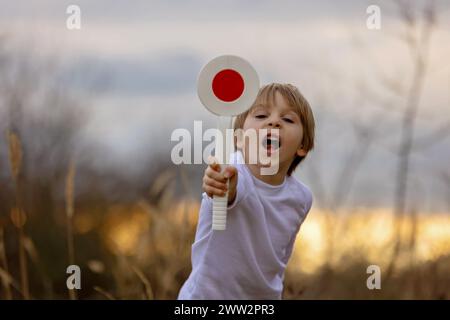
[{"left": 262, "top": 134, "right": 281, "bottom": 153}]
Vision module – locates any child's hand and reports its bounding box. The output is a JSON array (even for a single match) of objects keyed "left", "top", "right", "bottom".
[{"left": 203, "top": 156, "right": 238, "bottom": 205}]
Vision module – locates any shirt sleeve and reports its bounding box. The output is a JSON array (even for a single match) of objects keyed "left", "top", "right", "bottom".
[
  {"left": 303, "top": 187, "right": 313, "bottom": 220},
  {"left": 282, "top": 185, "right": 314, "bottom": 264},
  {"left": 281, "top": 225, "right": 301, "bottom": 265},
  {"left": 227, "top": 164, "right": 246, "bottom": 210},
  {"left": 306, "top": 191, "right": 313, "bottom": 208}
]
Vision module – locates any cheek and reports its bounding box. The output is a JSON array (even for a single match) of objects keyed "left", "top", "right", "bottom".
[
  {"left": 242, "top": 118, "right": 257, "bottom": 131},
  {"left": 287, "top": 127, "right": 304, "bottom": 147},
  {"left": 298, "top": 128, "right": 304, "bottom": 145},
  {"left": 236, "top": 120, "right": 253, "bottom": 149}
]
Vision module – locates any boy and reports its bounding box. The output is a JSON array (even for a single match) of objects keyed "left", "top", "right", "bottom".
[{"left": 178, "top": 83, "right": 315, "bottom": 299}]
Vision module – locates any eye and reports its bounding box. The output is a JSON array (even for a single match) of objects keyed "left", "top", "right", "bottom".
[
  {"left": 283, "top": 117, "right": 294, "bottom": 123},
  {"left": 255, "top": 114, "right": 267, "bottom": 119}
]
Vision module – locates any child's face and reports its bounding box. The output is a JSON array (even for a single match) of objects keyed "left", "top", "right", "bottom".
[{"left": 239, "top": 91, "right": 307, "bottom": 174}]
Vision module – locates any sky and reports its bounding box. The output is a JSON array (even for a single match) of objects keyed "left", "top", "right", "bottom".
[{"left": 0, "top": 0, "right": 449, "bottom": 211}]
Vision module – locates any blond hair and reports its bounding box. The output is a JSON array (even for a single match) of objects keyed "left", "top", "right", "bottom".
[{"left": 233, "top": 83, "right": 315, "bottom": 176}]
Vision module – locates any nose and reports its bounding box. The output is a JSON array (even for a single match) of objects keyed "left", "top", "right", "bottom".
[{"left": 267, "top": 115, "right": 281, "bottom": 128}]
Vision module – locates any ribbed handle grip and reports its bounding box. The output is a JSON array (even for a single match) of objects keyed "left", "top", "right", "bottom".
[{"left": 212, "top": 194, "right": 228, "bottom": 230}]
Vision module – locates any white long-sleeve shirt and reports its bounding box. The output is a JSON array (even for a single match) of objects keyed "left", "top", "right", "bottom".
[{"left": 178, "top": 152, "right": 313, "bottom": 299}]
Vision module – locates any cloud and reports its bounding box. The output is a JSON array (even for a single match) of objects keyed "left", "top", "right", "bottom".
[{"left": 59, "top": 51, "right": 202, "bottom": 95}]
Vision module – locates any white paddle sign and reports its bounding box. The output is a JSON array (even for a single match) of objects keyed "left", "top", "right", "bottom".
[{"left": 197, "top": 55, "right": 260, "bottom": 230}]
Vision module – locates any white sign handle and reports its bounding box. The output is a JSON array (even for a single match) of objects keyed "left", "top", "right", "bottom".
[
  {"left": 212, "top": 116, "right": 233, "bottom": 230},
  {"left": 197, "top": 55, "right": 259, "bottom": 231}
]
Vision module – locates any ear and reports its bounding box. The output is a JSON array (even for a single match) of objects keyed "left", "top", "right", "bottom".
[{"left": 296, "top": 145, "right": 307, "bottom": 157}]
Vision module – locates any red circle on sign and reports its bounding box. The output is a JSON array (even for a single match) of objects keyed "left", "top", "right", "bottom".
[{"left": 212, "top": 69, "right": 245, "bottom": 102}]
